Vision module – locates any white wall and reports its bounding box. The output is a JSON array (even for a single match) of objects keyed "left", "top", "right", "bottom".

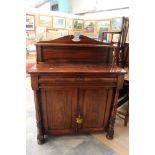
[
  {"left": 26, "top": 8, "right": 82, "bottom": 19},
  {"left": 69, "top": 0, "right": 96, "bottom": 13},
  {"left": 37, "top": 1, "right": 50, "bottom": 11},
  {"left": 26, "top": 0, "right": 129, "bottom": 19},
  {"left": 69, "top": 0, "right": 129, "bottom": 14},
  {"left": 83, "top": 9, "right": 129, "bottom": 20}
]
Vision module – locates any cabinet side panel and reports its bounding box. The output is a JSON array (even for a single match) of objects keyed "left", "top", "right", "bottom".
[
  {"left": 103, "top": 88, "right": 113, "bottom": 128},
  {"left": 40, "top": 89, "right": 48, "bottom": 131}
]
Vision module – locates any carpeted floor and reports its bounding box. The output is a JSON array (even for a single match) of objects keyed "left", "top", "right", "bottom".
[{"left": 26, "top": 86, "right": 118, "bottom": 155}]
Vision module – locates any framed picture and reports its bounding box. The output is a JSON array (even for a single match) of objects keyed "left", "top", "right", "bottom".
[
  {"left": 112, "top": 17, "right": 123, "bottom": 31},
  {"left": 97, "top": 20, "right": 110, "bottom": 32},
  {"left": 84, "top": 21, "right": 95, "bottom": 33},
  {"left": 53, "top": 17, "right": 65, "bottom": 28},
  {"left": 73, "top": 19, "right": 83, "bottom": 31},
  {"left": 36, "top": 27, "right": 47, "bottom": 41},
  {"left": 47, "top": 29, "right": 59, "bottom": 40},
  {"left": 26, "top": 15, "right": 35, "bottom": 31},
  {"left": 58, "top": 30, "right": 69, "bottom": 37},
  {"left": 26, "top": 31, "right": 36, "bottom": 39},
  {"left": 39, "top": 16, "right": 52, "bottom": 27},
  {"left": 47, "top": 29, "right": 69, "bottom": 40},
  {"left": 66, "top": 18, "right": 73, "bottom": 30}
]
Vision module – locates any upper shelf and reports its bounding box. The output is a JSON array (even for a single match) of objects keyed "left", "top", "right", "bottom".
[{"left": 35, "top": 35, "right": 118, "bottom": 65}]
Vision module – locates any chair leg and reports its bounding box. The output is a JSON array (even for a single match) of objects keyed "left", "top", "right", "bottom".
[{"left": 124, "top": 103, "right": 129, "bottom": 126}]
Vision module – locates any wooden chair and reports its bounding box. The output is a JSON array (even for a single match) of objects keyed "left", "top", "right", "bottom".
[
  {"left": 120, "top": 17, "right": 129, "bottom": 67},
  {"left": 100, "top": 17, "right": 129, "bottom": 67},
  {"left": 122, "top": 43, "right": 129, "bottom": 68},
  {"left": 117, "top": 78, "right": 129, "bottom": 126},
  {"left": 99, "top": 17, "right": 129, "bottom": 126},
  {"left": 101, "top": 31, "right": 122, "bottom": 66},
  {"left": 101, "top": 31, "right": 122, "bottom": 46}
]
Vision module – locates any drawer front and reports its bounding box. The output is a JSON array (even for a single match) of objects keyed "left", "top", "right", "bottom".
[{"left": 38, "top": 73, "right": 117, "bottom": 87}]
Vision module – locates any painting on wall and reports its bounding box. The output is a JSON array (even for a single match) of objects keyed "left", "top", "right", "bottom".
[
  {"left": 39, "top": 16, "right": 52, "bottom": 27},
  {"left": 53, "top": 17, "right": 65, "bottom": 28},
  {"left": 26, "top": 31, "right": 36, "bottom": 39},
  {"left": 84, "top": 21, "right": 95, "bottom": 33},
  {"left": 66, "top": 18, "right": 73, "bottom": 30},
  {"left": 26, "top": 15, "right": 35, "bottom": 30},
  {"left": 112, "top": 17, "right": 123, "bottom": 31},
  {"left": 73, "top": 19, "right": 83, "bottom": 31},
  {"left": 58, "top": 30, "right": 69, "bottom": 37},
  {"left": 47, "top": 29, "right": 68, "bottom": 40},
  {"left": 36, "top": 27, "right": 46, "bottom": 41},
  {"left": 97, "top": 20, "right": 110, "bottom": 32}
]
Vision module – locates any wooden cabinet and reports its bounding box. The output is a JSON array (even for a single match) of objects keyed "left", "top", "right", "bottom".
[
  {"left": 40, "top": 87, "right": 113, "bottom": 134},
  {"left": 29, "top": 35, "right": 126, "bottom": 144}
]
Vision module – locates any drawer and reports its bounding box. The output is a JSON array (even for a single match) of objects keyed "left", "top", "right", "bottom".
[
  {"left": 38, "top": 74, "right": 117, "bottom": 85},
  {"left": 38, "top": 73, "right": 117, "bottom": 78}
]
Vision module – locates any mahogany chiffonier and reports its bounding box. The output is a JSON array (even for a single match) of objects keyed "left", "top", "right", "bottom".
[{"left": 28, "top": 35, "right": 126, "bottom": 144}]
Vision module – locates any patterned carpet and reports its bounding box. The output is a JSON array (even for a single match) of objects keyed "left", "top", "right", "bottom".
[{"left": 26, "top": 83, "right": 118, "bottom": 155}]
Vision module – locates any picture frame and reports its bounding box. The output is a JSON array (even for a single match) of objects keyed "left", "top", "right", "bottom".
[
  {"left": 36, "top": 27, "right": 47, "bottom": 41},
  {"left": 46, "top": 29, "right": 59, "bottom": 40},
  {"left": 58, "top": 30, "right": 69, "bottom": 37},
  {"left": 97, "top": 20, "right": 110, "bottom": 32},
  {"left": 73, "top": 19, "right": 83, "bottom": 31},
  {"left": 39, "top": 15, "right": 52, "bottom": 27},
  {"left": 53, "top": 17, "right": 65, "bottom": 29},
  {"left": 84, "top": 21, "right": 95, "bottom": 33},
  {"left": 66, "top": 18, "right": 73, "bottom": 30},
  {"left": 47, "top": 29, "right": 69, "bottom": 40},
  {"left": 26, "top": 14, "right": 35, "bottom": 31},
  {"left": 111, "top": 17, "right": 123, "bottom": 31}
]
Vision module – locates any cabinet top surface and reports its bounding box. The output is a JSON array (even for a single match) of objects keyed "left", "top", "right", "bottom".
[{"left": 29, "top": 63, "right": 127, "bottom": 74}]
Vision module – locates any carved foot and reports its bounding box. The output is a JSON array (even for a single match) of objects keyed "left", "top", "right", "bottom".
[
  {"left": 106, "top": 88, "right": 119, "bottom": 140},
  {"left": 106, "top": 117, "right": 115, "bottom": 140},
  {"left": 37, "top": 134, "right": 45, "bottom": 144},
  {"left": 106, "top": 128, "right": 114, "bottom": 140}
]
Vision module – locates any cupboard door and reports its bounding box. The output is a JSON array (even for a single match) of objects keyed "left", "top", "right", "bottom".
[
  {"left": 40, "top": 87, "right": 77, "bottom": 134},
  {"left": 78, "top": 87, "right": 113, "bottom": 133}
]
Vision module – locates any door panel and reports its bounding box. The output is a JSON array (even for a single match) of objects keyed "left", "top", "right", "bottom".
[
  {"left": 40, "top": 87, "right": 77, "bottom": 133},
  {"left": 79, "top": 87, "right": 112, "bottom": 132}
]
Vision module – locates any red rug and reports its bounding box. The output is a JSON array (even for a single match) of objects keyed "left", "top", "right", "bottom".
[{"left": 26, "top": 62, "right": 35, "bottom": 73}]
